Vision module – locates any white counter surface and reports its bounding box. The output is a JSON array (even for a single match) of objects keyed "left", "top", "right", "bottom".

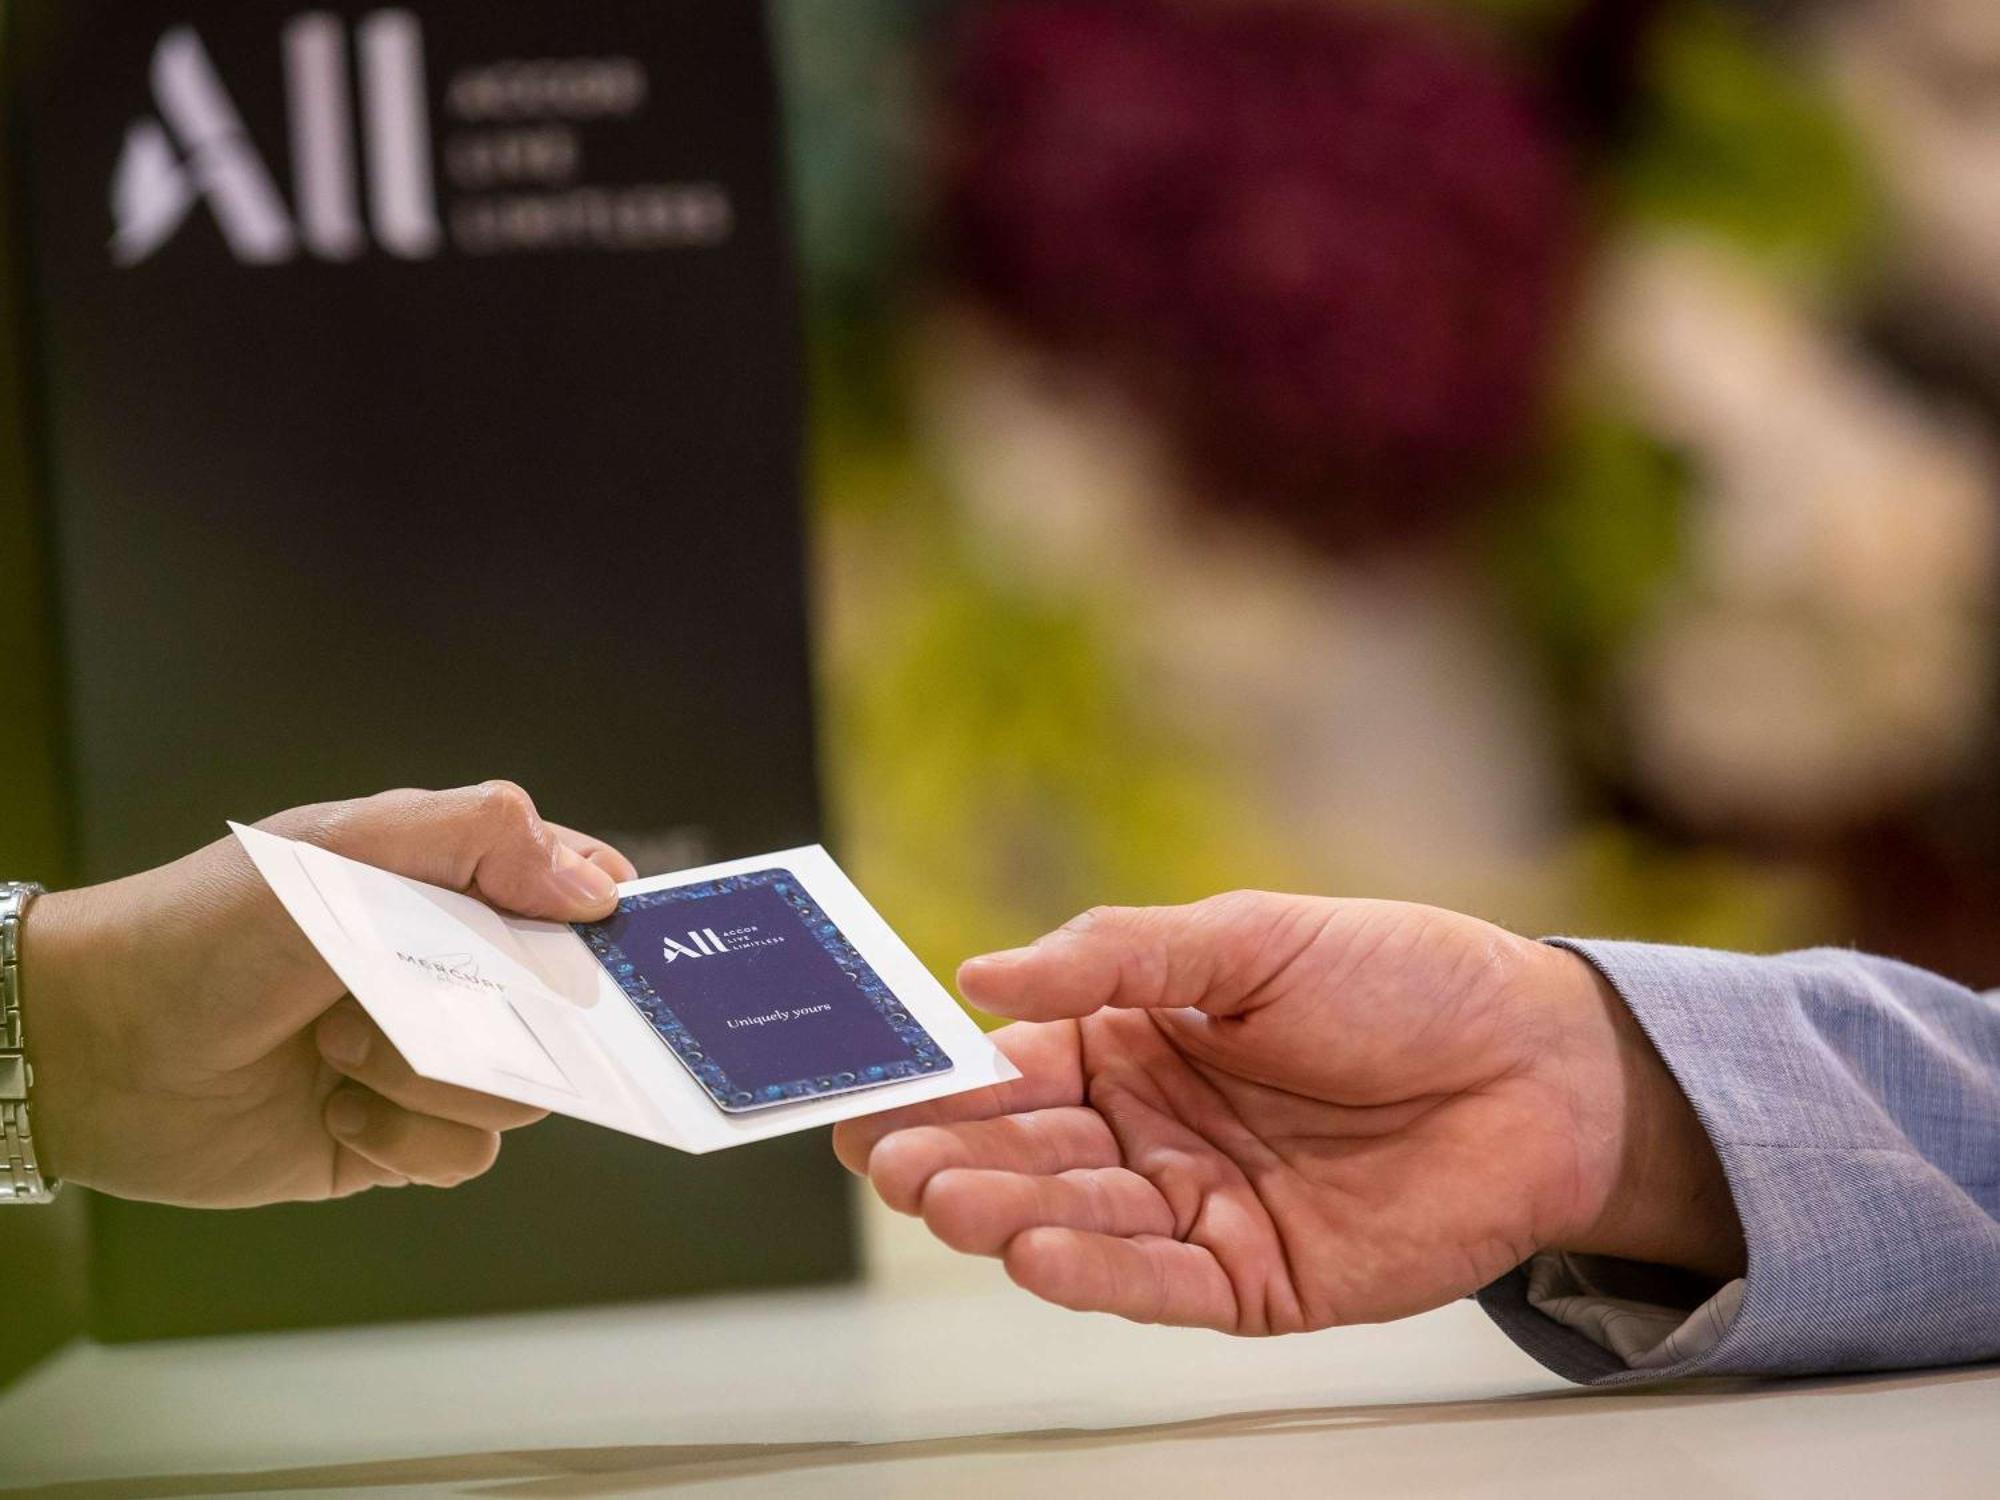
[{"left": 3, "top": 1221, "right": 1993, "bottom": 1499}]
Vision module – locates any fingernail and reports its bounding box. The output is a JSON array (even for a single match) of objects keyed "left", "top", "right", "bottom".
[
  {"left": 966, "top": 945, "right": 1037, "bottom": 970},
  {"left": 326, "top": 1092, "right": 369, "bottom": 1139},
  {"left": 555, "top": 847, "right": 618, "bottom": 907},
  {"left": 318, "top": 1011, "right": 371, "bottom": 1068},
  {"left": 959, "top": 949, "right": 1035, "bottom": 995}
]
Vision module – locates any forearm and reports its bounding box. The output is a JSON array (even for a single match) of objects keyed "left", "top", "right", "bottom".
[{"left": 14, "top": 836, "right": 337, "bottom": 1197}]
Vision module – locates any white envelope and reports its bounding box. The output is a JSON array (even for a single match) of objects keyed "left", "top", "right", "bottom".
[{"left": 232, "top": 823, "right": 1018, "bottom": 1153}]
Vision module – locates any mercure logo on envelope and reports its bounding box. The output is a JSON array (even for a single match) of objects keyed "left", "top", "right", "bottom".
[{"left": 396, "top": 951, "right": 508, "bottom": 994}]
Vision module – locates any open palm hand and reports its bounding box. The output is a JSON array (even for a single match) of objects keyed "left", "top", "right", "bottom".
[{"left": 834, "top": 894, "right": 1741, "bottom": 1333}]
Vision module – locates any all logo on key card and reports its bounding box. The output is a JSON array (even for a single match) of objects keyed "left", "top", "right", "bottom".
[{"left": 661, "top": 928, "right": 731, "bottom": 964}]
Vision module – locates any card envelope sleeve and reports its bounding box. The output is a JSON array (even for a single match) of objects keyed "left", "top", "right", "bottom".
[{"left": 231, "top": 823, "right": 1018, "bottom": 1153}]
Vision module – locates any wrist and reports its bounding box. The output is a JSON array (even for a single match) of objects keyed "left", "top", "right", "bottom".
[
  {"left": 1530, "top": 943, "right": 1746, "bottom": 1282},
  {"left": 15, "top": 888, "right": 118, "bottom": 1190}
]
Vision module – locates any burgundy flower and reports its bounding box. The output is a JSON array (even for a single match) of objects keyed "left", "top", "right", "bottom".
[{"left": 941, "top": 0, "right": 1580, "bottom": 550}]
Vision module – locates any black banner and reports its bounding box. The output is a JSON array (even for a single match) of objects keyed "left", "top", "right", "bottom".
[{"left": 2, "top": 0, "right": 849, "bottom": 1339}]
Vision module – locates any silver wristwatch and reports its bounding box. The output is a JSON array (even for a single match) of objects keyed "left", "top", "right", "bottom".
[{"left": 1, "top": 882, "right": 59, "bottom": 1204}]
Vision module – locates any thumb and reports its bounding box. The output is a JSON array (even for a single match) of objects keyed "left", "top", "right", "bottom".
[
  {"left": 956, "top": 891, "right": 1327, "bottom": 1022},
  {"left": 274, "top": 781, "right": 622, "bottom": 922}
]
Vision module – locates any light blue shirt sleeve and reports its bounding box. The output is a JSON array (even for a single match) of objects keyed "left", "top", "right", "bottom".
[{"left": 1477, "top": 940, "right": 2000, "bottom": 1383}]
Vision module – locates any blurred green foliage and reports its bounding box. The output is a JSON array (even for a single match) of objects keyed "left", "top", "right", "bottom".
[
  {"left": 1491, "top": 407, "right": 1688, "bottom": 723},
  {"left": 1622, "top": 0, "right": 1879, "bottom": 289},
  {"left": 771, "top": 0, "right": 947, "bottom": 322},
  {"left": 815, "top": 430, "right": 1305, "bottom": 1005},
  {"left": 1555, "top": 823, "right": 1828, "bottom": 952}
]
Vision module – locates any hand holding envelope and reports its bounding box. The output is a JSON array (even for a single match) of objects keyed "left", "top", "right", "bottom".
[
  {"left": 19, "top": 784, "right": 636, "bottom": 1207},
  {"left": 236, "top": 825, "right": 1017, "bottom": 1155}
]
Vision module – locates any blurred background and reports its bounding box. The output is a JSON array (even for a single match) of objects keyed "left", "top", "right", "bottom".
[
  {"left": 5, "top": 0, "right": 2000, "bottom": 1381},
  {"left": 782, "top": 0, "right": 2000, "bottom": 989}
]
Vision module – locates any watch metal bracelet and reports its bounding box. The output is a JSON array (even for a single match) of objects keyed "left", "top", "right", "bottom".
[{"left": 0, "top": 881, "right": 59, "bottom": 1203}]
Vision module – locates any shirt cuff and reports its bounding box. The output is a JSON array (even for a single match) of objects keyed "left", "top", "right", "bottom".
[
  {"left": 1523, "top": 1251, "right": 1746, "bottom": 1371},
  {"left": 1483, "top": 936, "right": 2000, "bottom": 1381}
]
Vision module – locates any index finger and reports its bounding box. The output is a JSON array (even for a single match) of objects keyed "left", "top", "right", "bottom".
[
  {"left": 955, "top": 892, "right": 1330, "bottom": 1023},
  {"left": 831, "top": 1019, "right": 1086, "bottom": 1175}
]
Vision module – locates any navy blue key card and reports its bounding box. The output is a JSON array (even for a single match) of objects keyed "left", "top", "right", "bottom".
[{"left": 575, "top": 869, "right": 953, "bottom": 1112}]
